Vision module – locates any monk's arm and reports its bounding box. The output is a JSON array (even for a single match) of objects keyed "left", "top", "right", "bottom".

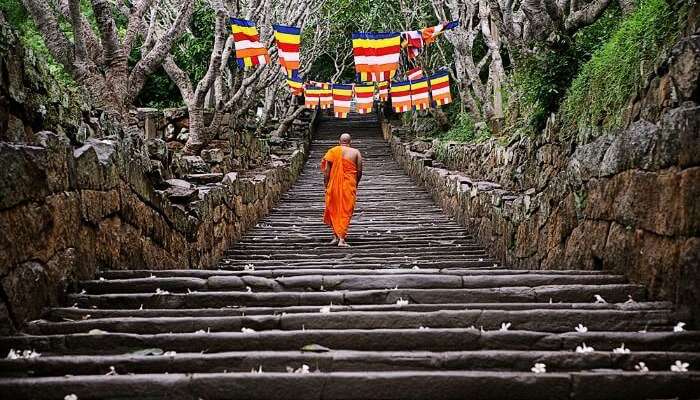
[
  {"left": 323, "top": 161, "right": 331, "bottom": 187},
  {"left": 356, "top": 153, "right": 363, "bottom": 185}
]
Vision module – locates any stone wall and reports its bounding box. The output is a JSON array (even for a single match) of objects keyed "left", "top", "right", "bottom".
[
  {"left": 0, "top": 19, "right": 315, "bottom": 333},
  {"left": 384, "top": 33, "right": 699, "bottom": 324}
]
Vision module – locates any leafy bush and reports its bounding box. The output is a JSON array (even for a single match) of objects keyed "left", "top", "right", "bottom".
[
  {"left": 505, "top": 6, "right": 621, "bottom": 136},
  {"left": 442, "top": 111, "right": 490, "bottom": 142},
  {"left": 561, "top": 0, "right": 685, "bottom": 138}
]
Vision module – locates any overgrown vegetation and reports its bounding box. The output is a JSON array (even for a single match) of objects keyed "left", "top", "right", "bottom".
[
  {"left": 442, "top": 110, "right": 491, "bottom": 142},
  {"left": 561, "top": 0, "right": 685, "bottom": 139},
  {"left": 503, "top": 6, "right": 622, "bottom": 137}
]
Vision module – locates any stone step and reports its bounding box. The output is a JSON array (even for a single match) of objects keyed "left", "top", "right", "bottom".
[
  {"left": 66, "top": 285, "right": 648, "bottom": 309},
  {"left": 24, "top": 309, "right": 674, "bottom": 335},
  {"left": 43, "top": 302, "right": 674, "bottom": 320},
  {"left": 2, "top": 350, "right": 699, "bottom": 377},
  {"left": 97, "top": 269, "right": 617, "bottom": 280},
  {"left": 2, "top": 330, "right": 699, "bottom": 355},
  {"left": 76, "top": 274, "right": 629, "bottom": 294}
]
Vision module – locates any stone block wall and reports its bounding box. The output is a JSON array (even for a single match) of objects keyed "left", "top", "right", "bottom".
[
  {"left": 0, "top": 127, "right": 310, "bottom": 333},
  {"left": 385, "top": 34, "right": 699, "bottom": 324}
]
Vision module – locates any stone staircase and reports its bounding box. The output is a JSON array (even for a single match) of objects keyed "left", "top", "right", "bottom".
[{"left": 1, "top": 113, "right": 698, "bottom": 399}]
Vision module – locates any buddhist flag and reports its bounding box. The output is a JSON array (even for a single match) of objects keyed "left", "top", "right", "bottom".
[
  {"left": 354, "top": 82, "right": 375, "bottom": 114},
  {"left": 352, "top": 32, "right": 401, "bottom": 82},
  {"left": 332, "top": 84, "right": 353, "bottom": 118},
  {"left": 286, "top": 71, "right": 303, "bottom": 96},
  {"left": 230, "top": 18, "right": 270, "bottom": 69},
  {"left": 429, "top": 70, "right": 452, "bottom": 106},
  {"left": 410, "top": 77, "right": 430, "bottom": 110},
  {"left": 377, "top": 81, "right": 389, "bottom": 102},
  {"left": 407, "top": 67, "right": 424, "bottom": 80},
  {"left": 304, "top": 84, "right": 321, "bottom": 109},
  {"left": 390, "top": 80, "right": 411, "bottom": 113},
  {"left": 273, "top": 24, "right": 300, "bottom": 74},
  {"left": 401, "top": 21, "right": 459, "bottom": 59},
  {"left": 422, "top": 20, "right": 459, "bottom": 45},
  {"left": 319, "top": 85, "right": 333, "bottom": 109}
]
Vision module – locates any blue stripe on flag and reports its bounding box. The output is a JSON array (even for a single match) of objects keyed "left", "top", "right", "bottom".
[
  {"left": 230, "top": 18, "right": 255, "bottom": 27},
  {"left": 272, "top": 24, "right": 301, "bottom": 35}
]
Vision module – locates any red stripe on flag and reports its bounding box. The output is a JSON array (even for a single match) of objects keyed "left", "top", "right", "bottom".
[{"left": 352, "top": 46, "right": 402, "bottom": 56}]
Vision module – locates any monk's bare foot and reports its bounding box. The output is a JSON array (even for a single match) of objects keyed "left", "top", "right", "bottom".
[
  {"left": 337, "top": 239, "right": 350, "bottom": 247},
  {"left": 329, "top": 237, "right": 339, "bottom": 245}
]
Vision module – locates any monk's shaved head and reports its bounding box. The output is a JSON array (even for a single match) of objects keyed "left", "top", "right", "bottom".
[{"left": 339, "top": 133, "right": 352, "bottom": 144}]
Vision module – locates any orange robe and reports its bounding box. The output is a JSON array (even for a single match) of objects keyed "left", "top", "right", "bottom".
[{"left": 321, "top": 146, "right": 358, "bottom": 239}]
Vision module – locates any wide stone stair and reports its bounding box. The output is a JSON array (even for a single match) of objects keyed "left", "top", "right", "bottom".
[{"left": 1, "top": 113, "right": 698, "bottom": 399}]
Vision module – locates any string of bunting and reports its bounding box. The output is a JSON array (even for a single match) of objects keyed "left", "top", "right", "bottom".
[{"left": 229, "top": 18, "right": 458, "bottom": 117}]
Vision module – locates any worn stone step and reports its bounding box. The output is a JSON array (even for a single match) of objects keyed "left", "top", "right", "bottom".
[
  {"left": 77, "top": 274, "right": 629, "bottom": 294},
  {"left": 97, "top": 269, "right": 615, "bottom": 280},
  {"left": 43, "top": 302, "right": 674, "bottom": 320},
  {"left": 66, "top": 285, "right": 647, "bottom": 309},
  {"left": 25, "top": 309, "right": 674, "bottom": 335},
  {"left": 2, "top": 350, "right": 699, "bottom": 377},
  {"left": 2, "top": 330, "right": 699, "bottom": 355}
]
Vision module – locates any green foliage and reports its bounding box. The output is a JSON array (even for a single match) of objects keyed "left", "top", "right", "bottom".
[
  {"left": 561, "top": 0, "right": 684, "bottom": 138},
  {"left": 505, "top": 6, "right": 622, "bottom": 137},
  {"left": 1, "top": 0, "right": 73, "bottom": 83},
  {"left": 442, "top": 111, "right": 490, "bottom": 143}
]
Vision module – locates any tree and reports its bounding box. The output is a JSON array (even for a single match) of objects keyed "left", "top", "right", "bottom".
[
  {"left": 21, "top": 0, "right": 194, "bottom": 125},
  {"left": 160, "top": 0, "right": 320, "bottom": 153}
]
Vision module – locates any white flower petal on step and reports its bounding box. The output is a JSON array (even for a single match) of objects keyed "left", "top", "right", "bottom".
[
  {"left": 154, "top": 288, "right": 170, "bottom": 295},
  {"left": 149, "top": 274, "right": 156, "bottom": 279},
  {"left": 575, "top": 343, "right": 595, "bottom": 353},
  {"left": 319, "top": 305, "right": 331, "bottom": 314},
  {"left": 241, "top": 327, "right": 256, "bottom": 334},
  {"left": 396, "top": 298, "right": 409, "bottom": 306},
  {"left": 418, "top": 326, "right": 429, "bottom": 330},
  {"left": 635, "top": 362, "right": 649, "bottom": 373},
  {"left": 6, "top": 349, "right": 19, "bottom": 359},
  {"left": 246, "top": 286, "right": 252, "bottom": 293},
  {"left": 79, "top": 289, "right": 86, "bottom": 295},
  {"left": 574, "top": 324, "right": 588, "bottom": 333},
  {"left": 105, "top": 366, "right": 118, "bottom": 376},
  {"left": 164, "top": 351, "right": 177, "bottom": 356},
  {"left": 613, "top": 343, "right": 630, "bottom": 354},
  {"left": 21, "top": 350, "right": 40, "bottom": 359},
  {"left": 531, "top": 363, "right": 546, "bottom": 373},
  {"left": 244, "top": 264, "right": 255, "bottom": 271},
  {"left": 294, "top": 364, "right": 310, "bottom": 373},
  {"left": 625, "top": 295, "right": 636, "bottom": 304},
  {"left": 411, "top": 265, "right": 420, "bottom": 270},
  {"left": 493, "top": 263, "right": 498, "bottom": 268},
  {"left": 593, "top": 295, "right": 607, "bottom": 304},
  {"left": 673, "top": 322, "right": 686, "bottom": 332},
  {"left": 194, "top": 329, "right": 206, "bottom": 334},
  {"left": 478, "top": 258, "right": 484, "bottom": 262},
  {"left": 499, "top": 322, "right": 511, "bottom": 331},
  {"left": 251, "top": 365, "right": 263, "bottom": 373},
  {"left": 670, "top": 360, "right": 689, "bottom": 373},
  {"left": 64, "top": 395, "right": 78, "bottom": 400},
  {"left": 88, "top": 329, "right": 107, "bottom": 335},
  {"left": 139, "top": 304, "right": 143, "bottom": 310},
  {"left": 99, "top": 277, "right": 105, "bottom": 281}
]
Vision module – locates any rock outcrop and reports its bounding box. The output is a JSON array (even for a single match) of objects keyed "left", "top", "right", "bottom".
[{"left": 385, "top": 33, "right": 699, "bottom": 325}]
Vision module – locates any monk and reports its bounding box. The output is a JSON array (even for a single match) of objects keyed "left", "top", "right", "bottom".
[{"left": 321, "top": 133, "right": 363, "bottom": 247}]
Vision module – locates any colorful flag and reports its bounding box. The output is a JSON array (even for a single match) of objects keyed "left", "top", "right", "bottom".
[
  {"left": 304, "top": 84, "right": 322, "bottom": 109},
  {"left": 230, "top": 18, "right": 270, "bottom": 69},
  {"left": 377, "top": 81, "right": 390, "bottom": 102},
  {"left": 429, "top": 70, "right": 452, "bottom": 106},
  {"left": 407, "top": 67, "right": 424, "bottom": 80},
  {"left": 390, "top": 80, "right": 412, "bottom": 113},
  {"left": 332, "top": 84, "right": 353, "bottom": 118},
  {"left": 352, "top": 32, "right": 401, "bottom": 82},
  {"left": 401, "top": 30, "right": 423, "bottom": 59},
  {"left": 286, "top": 71, "right": 303, "bottom": 96},
  {"left": 422, "top": 20, "right": 459, "bottom": 45},
  {"left": 319, "top": 85, "right": 333, "bottom": 109},
  {"left": 272, "top": 24, "right": 301, "bottom": 74},
  {"left": 401, "top": 21, "right": 459, "bottom": 59},
  {"left": 354, "top": 82, "right": 375, "bottom": 114},
  {"left": 410, "top": 77, "right": 430, "bottom": 110}
]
